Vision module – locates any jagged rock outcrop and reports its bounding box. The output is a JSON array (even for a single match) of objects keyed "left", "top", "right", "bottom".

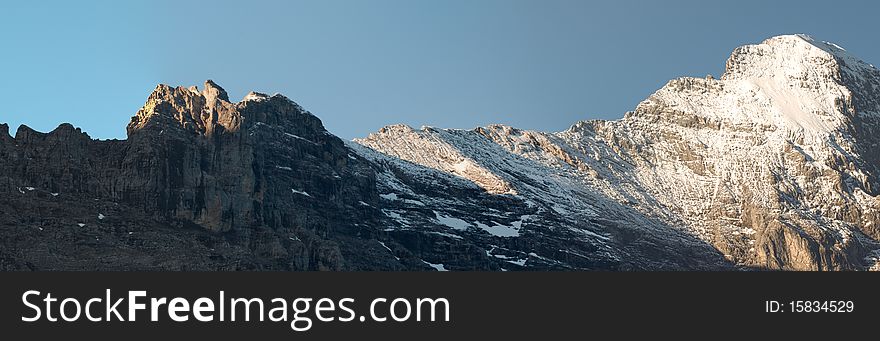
[
  {"left": 3, "top": 35, "right": 879, "bottom": 271},
  {"left": 1, "top": 81, "right": 393, "bottom": 270}
]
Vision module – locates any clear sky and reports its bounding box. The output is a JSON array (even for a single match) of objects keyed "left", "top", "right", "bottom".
[{"left": 2, "top": 0, "right": 879, "bottom": 140}]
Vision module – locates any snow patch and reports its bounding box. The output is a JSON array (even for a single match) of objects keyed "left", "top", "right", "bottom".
[
  {"left": 291, "top": 189, "right": 311, "bottom": 197},
  {"left": 474, "top": 216, "right": 528, "bottom": 237},
  {"left": 382, "top": 210, "right": 403, "bottom": 220},
  {"left": 404, "top": 199, "right": 426, "bottom": 206},
  {"left": 434, "top": 211, "right": 471, "bottom": 231},
  {"left": 379, "top": 193, "right": 398, "bottom": 200},
  {"left": 243, "top": 92, "right": 269, "bottom": 102},
  {"left": 427, "top": 231, "right": 463, "bottom": 239},
  {"left": 422, "top": 260, "right": 449, "bottom": 271},
  {"left": 378, "top": 241, "right": 400, "bottom": 260},
  {"left": 570, "top": 227, "right": 610, "bottom": 241},
  {"left": 284, "top": 133, "right": 318, "bottom": 145}
]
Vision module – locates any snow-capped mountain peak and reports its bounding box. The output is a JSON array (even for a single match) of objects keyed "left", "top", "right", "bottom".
[{"left": 354, "top": 35, "right": 880, "bottom": 270}]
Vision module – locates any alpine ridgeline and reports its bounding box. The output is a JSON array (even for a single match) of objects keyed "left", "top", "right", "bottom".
[{"left": 3, "top": 35, "right": 880, "bottom": 270}]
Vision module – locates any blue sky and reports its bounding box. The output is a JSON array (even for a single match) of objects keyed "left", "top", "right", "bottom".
[{"left": 2, "top": 0, "right": 879, "bottom": 139}]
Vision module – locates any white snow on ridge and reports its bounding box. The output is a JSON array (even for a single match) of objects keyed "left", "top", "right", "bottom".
[
  {"left": 354, "top": 125, "right": 517, "bottom": 195},
  {"left": 242, "top": 92, "right": 269, "bottom": 102},
  {"left": 751, "top": 77, "right": 832, "bottom": 134}
]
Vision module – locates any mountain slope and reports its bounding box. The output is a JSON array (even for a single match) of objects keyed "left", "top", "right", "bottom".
[
  {"left": 2, "top": 34, "right": 878, "bottom": 270},
  {"left": 355, "top": 34, "right": 880, "bottom": 270}
]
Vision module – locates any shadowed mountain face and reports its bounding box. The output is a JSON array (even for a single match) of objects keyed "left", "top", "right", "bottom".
[
  {"left": 1, "top": 82, "right": 394, "bottom": 270},
  {"left": 3, "top": 35, "right": 879, "bottom": 271}
]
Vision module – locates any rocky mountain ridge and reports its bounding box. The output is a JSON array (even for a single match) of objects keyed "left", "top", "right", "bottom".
[{"left": 2, "top": 34, "right": 879, "bottom": 270}]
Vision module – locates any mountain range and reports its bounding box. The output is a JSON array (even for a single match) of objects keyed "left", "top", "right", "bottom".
[{"left": 3, "top": 34, "right": 879, "bottom": 271}]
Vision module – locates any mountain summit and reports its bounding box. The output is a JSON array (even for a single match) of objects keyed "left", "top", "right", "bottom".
[
  {"left": 358, "top": 34, "right": 880, "bottom": 270},
  {"left": 2, "top": 35, "right": 879, "bottom": 270}
]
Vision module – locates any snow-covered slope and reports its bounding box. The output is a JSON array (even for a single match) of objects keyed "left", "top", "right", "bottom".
[{"left": 353, "top": 35, "right": 880, "bottom": 270}]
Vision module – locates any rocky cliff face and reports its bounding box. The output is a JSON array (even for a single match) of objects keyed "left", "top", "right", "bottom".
[
  {"left": 2, "top": 35, "right": 879, "bottom": 271},
  {"left": 586, "top": 35, "right": 880, "bottom": 270},
  {"left": 1, "top": 81, "right": 395, "bottom": 270}
]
